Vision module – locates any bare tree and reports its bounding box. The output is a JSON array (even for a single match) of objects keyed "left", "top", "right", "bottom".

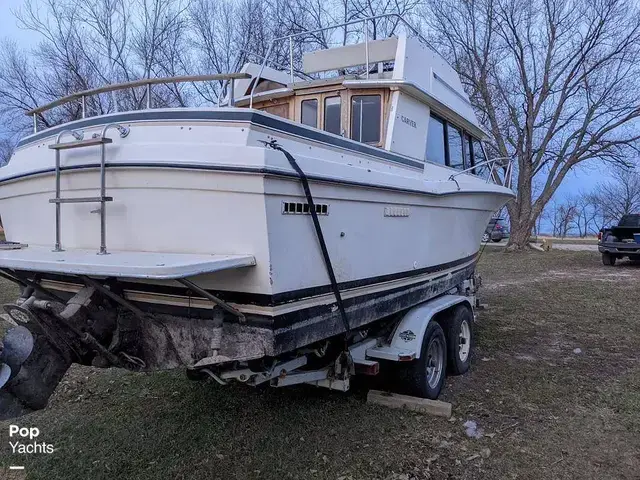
[
  {"left": 0, "top": 0, "right": 196, "bottom": 147},
  {"left": 351, "top": 0, "right": 421, "bottom": 39},
  {"left": 0, "top": 138, "right": 13, "bottom": 165},
  {"left": 422, "top": 0, "right": 640, "bottom": 249},
  {"left": 571, "top": 193, "right": 599, "bottom": 237},
  {"left": 589, "top": 166, "right": 640, "bottom": 226},
  {"left": 548, "top": 197, "right": 577, "bottom": 238}
]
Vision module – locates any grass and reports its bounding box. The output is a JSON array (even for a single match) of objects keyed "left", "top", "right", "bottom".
[{"left": 1, "top": 250, "right": 640, "bottom": 479}]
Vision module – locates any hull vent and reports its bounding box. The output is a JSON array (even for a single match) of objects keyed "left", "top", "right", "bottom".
[{"left": 282, "top": 202, "right": 329, "bottom": 215}]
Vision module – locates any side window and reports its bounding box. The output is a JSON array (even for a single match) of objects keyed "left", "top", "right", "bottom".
[
  {"left": 350, "top": 95, "right": 381, "bottom": 143},
  {"left": 472, "top": 138, "right": 488, "bottom": 177},
  {"left": 448, "top": 125, "right": 464, "bottom": 169},
  {"left": 464, "top": 133, "right": 473, "bottom": 169},
  {"left": 301, "top": 99, "right": 318, "bottom": 128},
  {"left": 426, "top": 115, "right": 445, "bottom": 165},
  {"left": 324, "top": 97, "right": 341, "bottom": 135}
]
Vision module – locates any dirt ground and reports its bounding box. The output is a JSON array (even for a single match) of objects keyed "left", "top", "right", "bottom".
[{"left": 1, "top": 249, "right": 639, "bottom": 480}]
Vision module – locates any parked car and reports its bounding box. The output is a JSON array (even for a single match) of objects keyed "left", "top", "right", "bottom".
[
  {"left": 482, "top": 218, "right": 510, "bottom": 243},
  {"left": 598, "top": 213, "right": 640, "bottom": 265}
]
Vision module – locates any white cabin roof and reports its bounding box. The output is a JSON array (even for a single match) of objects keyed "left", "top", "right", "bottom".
[
  {"left": 236, "top": 36, "right": 484, "bottom": 140},
  {"left": 296, "top": 35, "right": 484, "bottom": 138}
]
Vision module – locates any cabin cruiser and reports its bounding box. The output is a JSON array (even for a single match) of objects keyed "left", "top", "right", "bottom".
[{"left": 0, "top": 15, "right": 513, "bottom": 416}]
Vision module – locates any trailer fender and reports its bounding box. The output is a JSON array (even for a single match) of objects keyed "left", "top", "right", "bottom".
[{"left": 386, "top": 295, "right": 472, "bottom": 360}]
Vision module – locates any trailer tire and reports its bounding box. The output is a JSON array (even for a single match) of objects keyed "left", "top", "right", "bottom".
[
  {"left": 406, "top": 322, "right": 447, "bottom": 399},
  {"left": 445, "top": 305, "right": 474, "bottom": 375},
  {"left": 602, "top": 252, "right": 616, "bottom": 266}
]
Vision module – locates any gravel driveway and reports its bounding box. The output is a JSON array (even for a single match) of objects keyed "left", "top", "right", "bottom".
[{"left": 550, "top": 243, "right": 598, "bottom": 251}]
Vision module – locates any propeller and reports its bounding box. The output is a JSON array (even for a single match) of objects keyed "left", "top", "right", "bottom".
[{"left": 0, "top": 325, "right": 34, "bottom": 389}]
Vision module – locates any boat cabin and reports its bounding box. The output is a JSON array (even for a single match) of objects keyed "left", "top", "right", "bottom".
[
  {"left": 233, "top": 35, "right": 490, "bottom": 175},
  {"left": 19, "top": 28, "right": 500, "bottom": 182}
]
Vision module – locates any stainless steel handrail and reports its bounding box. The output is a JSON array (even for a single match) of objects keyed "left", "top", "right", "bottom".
[
  {"left": 448, "top": 157, "right": 514, "bottom": 190},
  {"left": 248, "top": 13, "right": 435, "bottom": 108},
  {"left": 29, "top": 15, "right": 429, "bottom": 124},
  {"left": 48, "top": 124, "right": 129, "bottom": 254},
  {"left": 27, "top": 73, "right": 251, "bottom": 133},
  {"left": 51, "top": 129, "right": 84, "bottom": 252},
  {"left": 96, "top": 123, "right": 130, "bottom": 255}
]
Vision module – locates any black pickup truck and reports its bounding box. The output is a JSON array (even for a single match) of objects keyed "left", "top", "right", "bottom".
[{"left": 598, "top": 214, "right": 640, "bottom": 265}]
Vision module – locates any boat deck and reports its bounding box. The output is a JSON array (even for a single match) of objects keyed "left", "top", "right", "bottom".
[{"left": 0, "top": 245, "right": 256, "bottom": 279}]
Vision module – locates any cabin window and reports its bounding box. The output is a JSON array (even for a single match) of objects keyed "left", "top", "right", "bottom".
[
  {"left": 245, "top": 78, "right": 287, "bottom": 96},
  {"left": 301, "top": 99, "right": 318, "bottom": 128},
  {"left": 464, "top": 133, "right": 473, "bottom": 169},
  {"left": 426, "top": 115, "right": 446, "bottom": 165},
  {"left": 448, "top": 124, "right": 464, "bottom": 169},
  {"left": 471, "top": 138, "right": 488, "bottom": 177},
  {"left": 324, "top": 96, "right": 341, "bottom": 135},
  {"left": 350, "top": 95, "right": 381, "bottom": 143}
]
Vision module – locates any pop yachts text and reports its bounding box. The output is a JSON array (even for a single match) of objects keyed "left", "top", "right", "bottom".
[{"left": 8, "top": 425, "right": 54, "bottom": 454}]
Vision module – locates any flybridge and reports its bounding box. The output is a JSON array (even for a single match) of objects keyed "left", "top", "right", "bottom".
[{"left": 25, "top": 14, "right": 485, "bottom": 142}]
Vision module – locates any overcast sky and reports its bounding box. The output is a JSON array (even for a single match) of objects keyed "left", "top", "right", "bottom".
[
  {"left": 0, "top": 0, "right": 610, "bottom": 200},
  {"left": 0, "top": 0, "right": 35, "bottom": 47}
]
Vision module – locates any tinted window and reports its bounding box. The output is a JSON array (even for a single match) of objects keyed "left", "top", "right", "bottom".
[
  {"left": 350, "top": 95, "right": 381, "bottom": 143},
  {"left": 472, "top": 138, "right": 488, "bottom": 177},
  {"left": 426, "top": 115, "right": 445, "bottom": 165},
  {"left": 448, "top": 125, "right": 464, "bottom": 169},
  {"left": 254, "top": 79, "right": 286, "bottom": 94},
  {"left": 324, "top": 97, "right": 341, "bottom": 135},
  {"left": 619, "top": 215, "right": 640, "bottom": 227},
  {"left": 301, "top": 99, "right": 318, "bottom": 128},
  {"left": 464, "top": 133, "right": 473, "bottom": 169}
]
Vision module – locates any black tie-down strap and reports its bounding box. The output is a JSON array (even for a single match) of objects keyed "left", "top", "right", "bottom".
[{"left": 262, "top": 140, "right": 351, "bottom": 335}]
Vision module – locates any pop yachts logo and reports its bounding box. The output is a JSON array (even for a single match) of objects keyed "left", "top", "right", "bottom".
[{"left": 8, "top": 425, "right": 54, "bottom": 454}]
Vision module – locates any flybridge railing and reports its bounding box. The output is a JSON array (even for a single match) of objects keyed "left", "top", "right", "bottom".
[
  {"left": 27, "top": 15, "right": 431, "bottom": 130},
  {"left": 248, "top": 13, "right": 434, "bottom": 108},
  {"left": 25, "top": 73, "right": 251, "bottom": 134},
  {"left": 448, "top": 157, "right": 515, "bottom": 190}
]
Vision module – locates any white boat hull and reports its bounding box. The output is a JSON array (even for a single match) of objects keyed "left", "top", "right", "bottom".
[{"left": 0, "top": 109, "right": 512, "bottom": 352}]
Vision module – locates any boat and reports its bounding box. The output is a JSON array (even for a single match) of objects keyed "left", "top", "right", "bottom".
[{"left": 0, "top": 14, "right": 514, "bottom": 416}]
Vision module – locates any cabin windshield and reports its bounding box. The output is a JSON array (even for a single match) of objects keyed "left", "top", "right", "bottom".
[
  {"left": 301, "top": 99, "right": 318, "bottom": 127},
  {"left": 324, "top": 97, "right": 341, "bottom": 135},
  {"left": 350, "top": 95, "right": 381, "bottom": 144}
]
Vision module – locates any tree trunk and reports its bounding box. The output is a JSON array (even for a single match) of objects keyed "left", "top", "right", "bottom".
[
  {"left": 507, "top": 218, "right": 534, "bottom": 249},
  {"left": 505, "top": 157, "right": 535, "bottom": 250}
]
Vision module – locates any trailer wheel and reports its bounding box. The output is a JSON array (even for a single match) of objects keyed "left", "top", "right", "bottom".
[
  {"left": 445, "top": 305, "right": 474, "bottom": 375},
  {"left": 406, "top": 322, "right": 447, "bottom": 399},
  {"left": 602, "top": 252, "right": 616, "bottom": 266}
]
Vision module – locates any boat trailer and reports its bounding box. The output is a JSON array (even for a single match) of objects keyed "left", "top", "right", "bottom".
[{"left": 0, "top": 265, "right": 480, "bottom": 419}]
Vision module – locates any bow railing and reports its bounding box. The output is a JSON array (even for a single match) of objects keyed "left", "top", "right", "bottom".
[
  {"left": 25, "top": 73, "right": 251, "bottom": 134},
  {"left": 448, "top": 157, "right": 514, "bottom": 190}
]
